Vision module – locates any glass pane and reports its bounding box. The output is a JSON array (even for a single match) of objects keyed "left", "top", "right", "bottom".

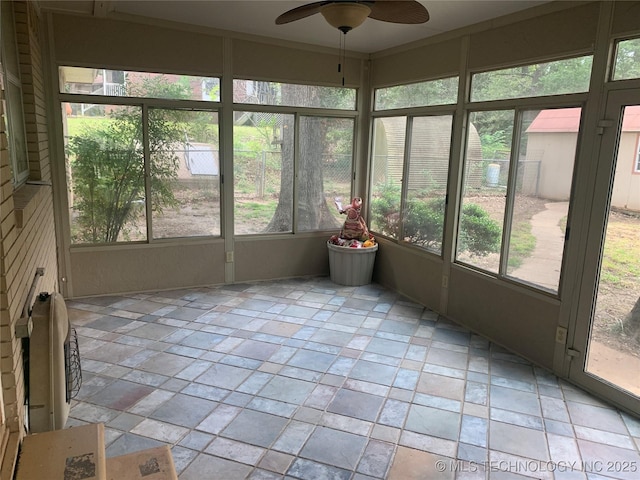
[
  {"left": 64, "top": 103, "right": 146, "bottom": 244},
  {"left": 5, "top": 80, "right": 29, "bottom": 179},
  {"left": 298, "top": 117, "right": 354, "bottom": 232},
  {"left": 505, "top": 108, "right": 580, "bottom": 291},
  {"left": 471, "top": 56, "right": 592, "bottom": 102},
  {"left": 1, "top": 0, "right": 19, "bottom": 75},
  {"left": 234, "top": 112, "right": 293, "bottom": 234},
  {"left": 404, "top": 116, "right": 452, "bottom": 254},
  {"left": 586, "top": 104, "right": 640, "bottom": 397},
  {"left": 369, "top": 117, "right": 406, "bottom": 239},
  {"left": 150, "top": 109, "right": 220, "bottom": 239},
  {"left": 374, "top": 77, "right": 458, "bottom": 110},
  {"left": 612, "top": 38, "right": 640, "bottom": 81},
  {"left": 233, "top": 80, "right": 356, "bottom": 110},
  {"left": 1, "top": 0, "right": 29, "bottom": 184},
  {"left": 59, "top": 67, "right": 220, "bottom": 101},
  {"left": 456, "top": 110, "right": 512, "bottom": 272}
]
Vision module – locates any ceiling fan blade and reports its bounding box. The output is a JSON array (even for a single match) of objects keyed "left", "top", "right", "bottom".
[
  {"left": 368, "top": 0, "right": 429, "bottom": 24},
  {"left": 275, "top": 1, "right": 329, "bottom": 25}
]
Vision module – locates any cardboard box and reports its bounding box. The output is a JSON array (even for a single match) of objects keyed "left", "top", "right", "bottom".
[
  {"left": 16, "top": 423, "right": 106, "bottom": 480},
  {"left": 106, "top": 445, "right": 177, "bottom": 480}
]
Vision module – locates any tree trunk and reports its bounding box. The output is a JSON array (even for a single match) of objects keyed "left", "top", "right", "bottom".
[
  {"left": 622, "top": 296, "right": 640, "bottom": 344},
  {"left": 265, "top": 113, "right": 294, "bottom": 232}
]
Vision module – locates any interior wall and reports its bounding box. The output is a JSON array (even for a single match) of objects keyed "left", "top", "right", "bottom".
[
  {"left": 466, "top": 2, "right": 599, "bottom": 70},
  {"left": 69, "top": 242, "right": 226, "bottom": 297},
  {"left": 372, "top": 239, "right": 442, "bottom": 310},
  {"left": 370, "top": 37, "right": 461, "bottom": 87},
  {"left": 0, "top": 1, "right": 58, "bottom": 469},
  {"left": 235, "top": 236, "right": 330, "bottom": 283},
  {"left": 232, "top": 39, "right": 363, "bottom": 87},
  {"left": 51, "top": 13, "right": 224, "bottom": 75},
  {"left": 611, "top": 0, "right": 640, "bottom": 35},
  {"left": 447, "top": 267, "right": 560, "bottom": 369}
]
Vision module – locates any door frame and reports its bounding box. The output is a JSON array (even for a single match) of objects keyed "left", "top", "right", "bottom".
[{"left": 568, "top": 87, "right": 640, "bottom": 415}]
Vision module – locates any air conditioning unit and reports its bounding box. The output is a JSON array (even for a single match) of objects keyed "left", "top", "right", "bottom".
[{"left": 28, "top": 292, "right": 81, "bottom": 433}]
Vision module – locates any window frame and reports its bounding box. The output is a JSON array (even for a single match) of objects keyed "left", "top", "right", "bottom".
[
  {"left": 611, "top": 36, "right": 640, "bottom": 82},
  {"left": 232, "top": 79, "right": 357, "bottom": 110},
  {"left": 232, "top": 105, "right": 358, "bottom": 236},
  {"left": 373, "top": 75, "right": 459, "bottom": 111},
  {"left": 59, "top": 67, "right": 223, "bottom": 246},
  {"left": 1, "top": 0, "right": 29, "bottom": 186},
  {"left": 456, "top": 100, "right": 587, "bottom": 295},
  {"left": 469, "top": 54, "right": 594, "bottom": 103},
  {"left": 231, "top": 80, "right": 359, "bottom": 237},
  {"left": 59, "top": 66, "right": 221, "bottom": 102},
  {"left": 368, "top": 106, "right": 457, "bottom": 257}
]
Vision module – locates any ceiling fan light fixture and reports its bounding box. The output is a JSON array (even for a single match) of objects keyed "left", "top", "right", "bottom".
[{"left": 320, "top": 3, "right": 371, "bottom": 33}]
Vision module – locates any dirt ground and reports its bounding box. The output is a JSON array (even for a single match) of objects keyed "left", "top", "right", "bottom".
[
  {"left": 456, "top": 194, "right": 549, "bottom": 272},
  {"left": 587, "top": 210, "right": 639, "bottom": 395}
]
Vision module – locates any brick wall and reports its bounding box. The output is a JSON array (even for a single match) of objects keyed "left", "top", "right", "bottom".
[{"left": 0, "top": 0, "right": 58, "bottom": 461}]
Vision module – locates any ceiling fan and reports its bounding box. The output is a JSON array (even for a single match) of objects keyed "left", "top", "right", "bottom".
[{"left": 275, "top": 1, "right": 430, "bottom": 34}]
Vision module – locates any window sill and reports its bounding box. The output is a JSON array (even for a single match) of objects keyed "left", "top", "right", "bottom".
[{"left": 12, "top": 182, "right": 50, "bottom": 229}]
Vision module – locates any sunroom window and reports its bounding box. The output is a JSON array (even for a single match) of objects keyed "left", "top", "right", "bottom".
[
  {"left": 470, "top": 55, "right": 593, "bottom": 102},
  {"left": 374, "top": 76, "right": 458, "bottom": 110},
  {"left": 1, "top": 0, "right": 29, "bottom": 186},
  {"left": 59, "top": 67, "right": 220, "bottom": 101},
  {"left": 612, "top": 37, "right": 640, "bottom": 81},
  {"left": 60, "top": 68, "right": 221, "bottom": 245},
  {"left": 457, "top": 55, "right": 592, "bottom": 293},
  {"left": 369, "top": 114, "right": 453, "bottom": 255},
  {"left": 369, "top": 76, "right": 458, "bottom": 255},
  {"left": 457, "top": 107, "right": 582, "bottom": 292},
  {"left": 233, "top": 79, "right": 356, "bottom": 110},
  {"left": 233, "top": 81, "right": 357, "bottom": 235}
]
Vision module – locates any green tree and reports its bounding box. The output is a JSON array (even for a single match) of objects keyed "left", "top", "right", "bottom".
[
  {"left": 614, "top": 38, "right": 640, "bottom": 80},
  {"left": 67, "top": 77, "right": 190, "bottom": 243},
  {"left": 470, "top": 56, "right": 593, "bottom": 151},
  {"left": 375, "top": 77, "right": 458, "bottom": 110}
]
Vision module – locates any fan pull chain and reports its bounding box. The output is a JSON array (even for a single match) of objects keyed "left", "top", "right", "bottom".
[
  {"left": 338, "top": 31, "right": 346, "bottom": 86},
  {"left": 338, "top": 30, "right": 342, "bottom": 74}
]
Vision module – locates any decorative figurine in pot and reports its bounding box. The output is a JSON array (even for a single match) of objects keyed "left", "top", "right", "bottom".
[{"left": 329, "top": 197, "right": 376, "bottom": 248}]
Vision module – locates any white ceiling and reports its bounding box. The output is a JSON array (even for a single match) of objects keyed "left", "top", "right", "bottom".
[{"left": 42, "top": 0, "right": 551, "bottom": 53}]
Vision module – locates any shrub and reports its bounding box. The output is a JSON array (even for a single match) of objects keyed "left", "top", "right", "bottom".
[
  {"left": 371, "top": 184, "right": 500, "bottom": 256},
  {"left": 457, "top": 203, "right": 501, "bottom": 256},
  {"left": 67, "top": 83, "right": 186, "bottom": 243}
]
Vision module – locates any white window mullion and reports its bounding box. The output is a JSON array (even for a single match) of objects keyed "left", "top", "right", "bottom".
[
  {"left": 499, "top": 109, "right": 522, "bottom": 277},
  {"left": 142, "top": 104, "right": 153, "bottom": 242}
]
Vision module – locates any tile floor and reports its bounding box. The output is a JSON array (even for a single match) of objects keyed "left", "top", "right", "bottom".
[{"left": 66, "top": 277, "right": 640, "bottom": 479}]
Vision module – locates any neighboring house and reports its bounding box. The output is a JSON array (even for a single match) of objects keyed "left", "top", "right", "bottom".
[{"left": 526, "top": 107, "right": 640, "bottom": 211}]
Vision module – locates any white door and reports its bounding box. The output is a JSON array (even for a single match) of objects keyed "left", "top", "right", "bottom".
[{"left": 570, "top": 89, "right": 640, "bottom": 414}]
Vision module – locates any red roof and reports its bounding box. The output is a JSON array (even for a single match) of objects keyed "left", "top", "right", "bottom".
[
  {"left": 527, "top": 106, "right": 640, "bottom": 133},
  {"left": 622, "top": 105, "right": 640, "bottom": 131}
]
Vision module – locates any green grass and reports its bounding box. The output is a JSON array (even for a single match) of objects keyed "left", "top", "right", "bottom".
[
  {"left": 601, "top": 224, "right": 640, "bottom": 287},
  {"left": 507, "top": 221, "right": 536, "bottom": 269},
  {"left": 558, "top": 215, "right": 567, "bottom": 234},
  {"left": 66, "top": 116, "right": 114, "bottom": 138},
  {"left": 234, "top": 200, "right": 278, "bottom": 222}
]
